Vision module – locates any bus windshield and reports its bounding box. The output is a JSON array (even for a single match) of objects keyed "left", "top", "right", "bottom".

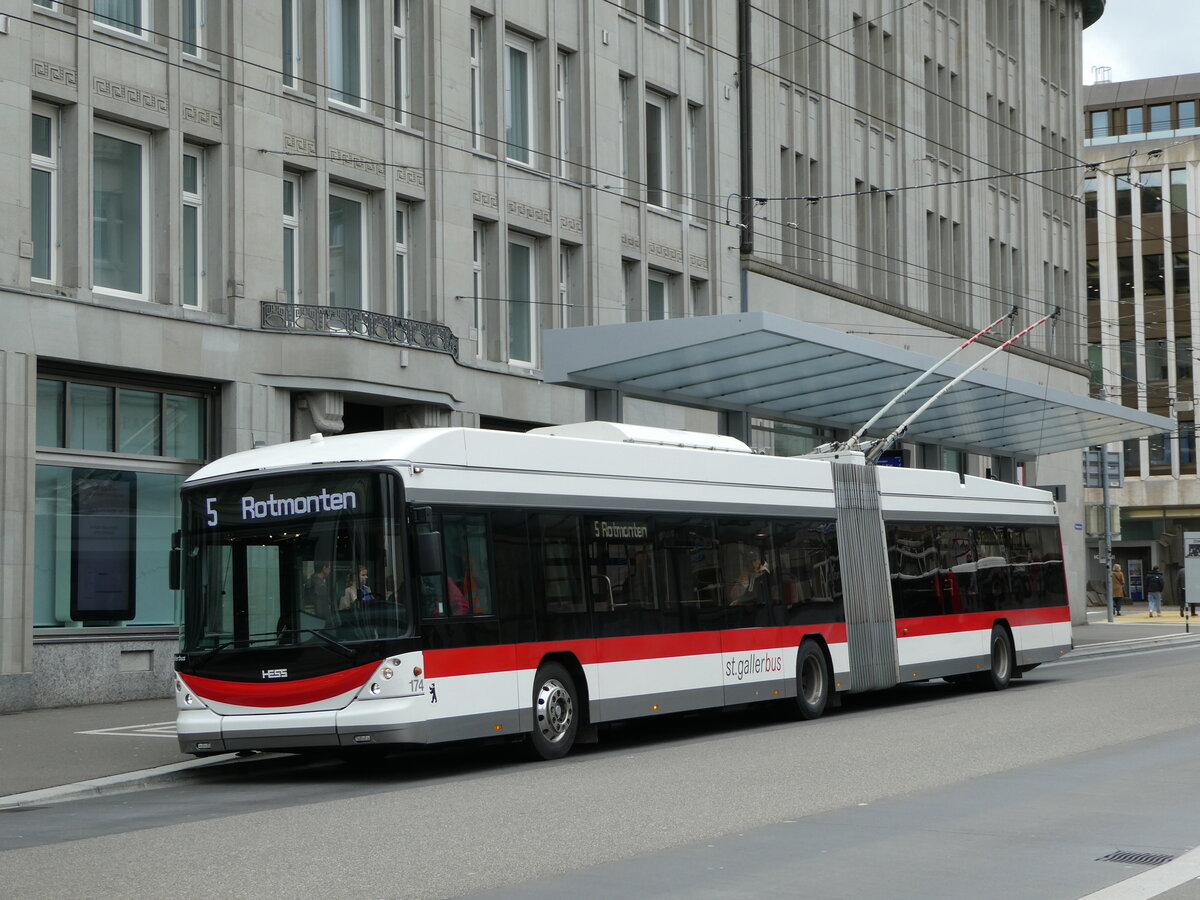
[{"left": 179, "top": 469, "right": 410, "bottom": 653}]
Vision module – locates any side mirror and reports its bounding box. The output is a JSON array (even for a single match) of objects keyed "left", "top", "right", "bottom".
[
  {"left": 168, "top": 530, "right": 181, "bottom": 591},
  {"left": 417, "top": 531, "right": 444, "bottom": 576}
]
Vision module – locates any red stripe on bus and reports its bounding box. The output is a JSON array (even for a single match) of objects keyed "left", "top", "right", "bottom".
[
  {"left": 181, "top": 662, "right": 379, "bottom": 707},
  {"left": 424, "top": 625, "right": 851, "bottom": 678},
  {"left": 895, "top": 605, "right": 1070, "bottom": 638}
]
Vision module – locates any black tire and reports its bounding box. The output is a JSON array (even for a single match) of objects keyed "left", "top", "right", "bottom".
[
  {"left": 794, "top": 641, "right": 831, "bottom": 720},
  {"left": 976, "top": 625, "right": 1014, "bottom": 691},
  {"left": 529, "top": 662, "right": 579, "bottom": 760}
]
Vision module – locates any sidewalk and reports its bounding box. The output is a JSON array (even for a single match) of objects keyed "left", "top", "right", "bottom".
[{"left": 3, "top": 615, "right": 1200, "bottom": 808}]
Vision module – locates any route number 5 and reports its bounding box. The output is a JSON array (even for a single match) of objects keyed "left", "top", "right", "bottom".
[{"left": 206, "top": 498, "right": 218, "bottom": 527}]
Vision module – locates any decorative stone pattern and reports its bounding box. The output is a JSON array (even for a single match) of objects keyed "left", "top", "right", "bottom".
[
  {"left": 690, "top": 252, "right": 709, "bottom": 271},
  {"left": 93, "top": 78, "right": 168, "bottom": 114},
  {"left": 621, "top": 233, "right": 640, "bottom": 250},
  {"left": 32, "top": 60, "right": 77, "bottom": 88},
  {"left": 183, "top": 104, "right": 222, "bottom": 128},
  {"left": 560, "top": 215, "right": 583, "bottom": 235},
  {"left": 507, "top": 200, "right": 552, "bottom": 227},
  {"left": 328, "top": 147, "right": 385, "bottom": 176},
  {"left": 284, "top": 133, "right": 316, "bottom": 156},
  {"left": 648, "top": 241, "right": 684, "bottom": 264},
  {"left": 396, "top": 167, "right": 426, "bottom": 190},
  {"left": 473, "top": 190, "right": 499, "bottom": 210}
]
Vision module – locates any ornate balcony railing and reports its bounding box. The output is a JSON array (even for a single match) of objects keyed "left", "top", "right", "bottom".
[{"left": 260, "top": 302, "right": 458, "bottom": 358}]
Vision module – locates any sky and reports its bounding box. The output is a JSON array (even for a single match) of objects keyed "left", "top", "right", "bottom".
[{"left": 1081, "top": 0, "right": 1200, "bottom": 84}]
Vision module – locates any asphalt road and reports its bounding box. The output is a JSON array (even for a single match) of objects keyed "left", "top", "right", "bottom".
[{"left": 4, "top": 645, "right": 1200, "bottom": 899}]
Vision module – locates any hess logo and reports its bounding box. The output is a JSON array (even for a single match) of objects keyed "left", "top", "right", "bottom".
[{"left": 261, "top": 668, "right": 288, "bottom": 680}]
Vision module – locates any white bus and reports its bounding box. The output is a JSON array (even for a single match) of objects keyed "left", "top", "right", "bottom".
[{"left": 173, "top": 422, "right": 1071, "bottom": 760}]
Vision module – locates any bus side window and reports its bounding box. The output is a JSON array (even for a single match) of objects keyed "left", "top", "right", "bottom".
[{"left": 440, "top": 513, "right": 493, "bottom": 616}]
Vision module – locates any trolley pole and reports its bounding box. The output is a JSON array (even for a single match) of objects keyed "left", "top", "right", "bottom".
[{"left": 1101, "top": 448, "right": 1114, "bottom": 623}]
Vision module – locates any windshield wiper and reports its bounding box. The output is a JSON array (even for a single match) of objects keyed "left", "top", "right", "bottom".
[{"left": 298, "top": 629, "right": 356, "bottom": 658}]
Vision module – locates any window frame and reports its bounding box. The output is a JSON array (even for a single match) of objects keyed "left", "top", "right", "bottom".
[
  {"left": 648, "top": 269, "right": 670, "bottom": 320},
  {"left": 394, "top": 200, "right": 410, "bottom": 318},
  {"left": 282, "top": 172, "right": 301, "bottom": 302},
  {"left": 282, "top": 0, "right": 300, "bottom": 89},
  {"left": 182, "top": 0, "right": 205, "bottom": 58},
  {"left": 327, "top": 0, "right": 366, "bottom": 109},
  {"left": 393, "top": 0, "right": 410, "bottom": 125},
  {"left": 181, "top": 144, "right": 205, "bottom": 308},
  {"left": 470, "top": 16, "right": 484, "bottom": 149},
  {"left": 556, "top": 49, "right": 570, "bottom": 177},
  {"left": 507, "top": 232, "right": 538, "bottom": 367},
  {"left": 328, "top": 185, "right": 368, "bottom": 309},
  {"left": 92, "top": 119, "right": 151, "bottom": 301},
  {"left": 31, "top": 101, "right": 58, "bottom": 285},
  {"left": 504, "top": 31, "right": 536, "bottom": 166},
  {"left": 95, "top": 0, "right": 149, "bottom": 39},
  {"left": 645, "top": 90, "right": 673, "bottom": 209}
]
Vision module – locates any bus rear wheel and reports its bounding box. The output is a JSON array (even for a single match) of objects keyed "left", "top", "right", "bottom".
[
  {"left": 529, "top": 663, "right": 579, "bottom": 760},
  {"left": 976, "top": 625, "right": 1014, "bottom": 691},
  {"left": 794, "top": 641, "right": 830, "bottom": 720}
]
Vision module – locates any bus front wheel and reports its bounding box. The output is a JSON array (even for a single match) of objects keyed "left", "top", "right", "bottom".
[
  {"left": 976, "top": 625, "right": 1014, "bottom": 691},
  {"left": 794, "top": 641, "right": 830, "bottom": 720},
  {"left": 529, "top": 662, "right": 579, "bottom": 760}
]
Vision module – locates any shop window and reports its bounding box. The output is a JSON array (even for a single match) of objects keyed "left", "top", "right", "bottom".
[{"left": 34, "top": 375, "right": 211, "bottom": 628}]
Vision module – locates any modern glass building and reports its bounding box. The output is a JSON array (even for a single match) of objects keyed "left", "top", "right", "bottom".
[{"left": 1083, "top": 71, "right": 1200, "bottom": 595}]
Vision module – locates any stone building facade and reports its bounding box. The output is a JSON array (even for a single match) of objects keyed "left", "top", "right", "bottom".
[{"left": 1, "top": 0, "right": 1102, "bottom": 710}]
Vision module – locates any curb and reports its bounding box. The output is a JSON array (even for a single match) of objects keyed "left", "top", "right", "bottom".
[
  {"left": 1058, "top": 632, "right": 1200, "bottom": 660},
  {"left": 0, "top": 753, "right": 242, "bottom": 810}
]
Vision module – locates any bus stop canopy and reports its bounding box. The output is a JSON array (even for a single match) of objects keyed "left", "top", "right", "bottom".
[{"left": 543, "top": 312, "right": 1172, "bottom": 460}]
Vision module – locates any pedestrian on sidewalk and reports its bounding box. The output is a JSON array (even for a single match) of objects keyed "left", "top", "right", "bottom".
[
  {"left": 1146, "top": 565, "right": 1164, "bottom": 617},
  {"left": 1178, "top": 567, "right": 1187, "bottom": 617},
  {"left": 1112, "top": 563, "right": 1125, "bottom": 616}
]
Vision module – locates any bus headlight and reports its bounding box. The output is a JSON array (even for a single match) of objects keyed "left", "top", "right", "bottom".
[
  {"left": 370, "top": 683, "right": 382, "bottom": 696},
  {"left": 184, "top": 693, "right": 195, "bottom": 705},
  {"left": 381, "top": 667, "right": 394, "bottom": 680}
]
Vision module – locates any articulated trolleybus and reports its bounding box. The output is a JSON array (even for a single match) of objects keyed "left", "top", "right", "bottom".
[{"left": 173, "top": 422, "right": 1071, "bottom": 760}]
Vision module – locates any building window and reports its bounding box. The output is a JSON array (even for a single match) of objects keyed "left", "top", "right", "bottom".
[
  {"left": 182, "top": 146, "right": 204, "bottom": 308},
  {"left": 686, "top": 104, "right": 704, "bottom": 216},
  {"left": 505, "top": 32, "right": 535, "bottom": 165},
  {"left": 328, "top": 0, "right": 364, "bottom": 107},
  {"left": 645, "top": 90, "right": 672, "bottom": 208},
  {"left": 182, "top": 0, "right": 204, "bottom": 56},
  {"left": 1149, "top": 104, "right": 1172, "bottom": 133},
  {"left": 393, "top": 0, "right": 409, "bottom": 124},
  {"left": 329, "top": 188, "right": 366, "bottom": 308},
  {"left": 95, "top": 0, "right": 148, "bottom": 37},
  {"left": 394, "top": 202, "right": 409, "bottom": 317},
  {"left": 556, "top": 50, "right": 571, "bottom": 177},
  {"left": 648, "top": 270, "right": 670, "bottom": 320},
  {"left": 559, "top": 244, "right": 578, "bottom": 327},
  {"left": 622, "top": 259, "right": 640, "bottom": 322},
  {"left": 473, "top": 221, "right": 485, "bottom": 351},
  {"left": 1089, "top": 110, "right": 1109, "bottom": 139},
  {"left": 1171, "top": 168, "right": 1188, "bottom": 211},
  {"left": 282, "top": 173, "right": 300, "bottom": 301},
  {"left": 31, "top": 103, "right": 57, "bottom": 284},
  {"left": 690, "top": 278, "right": 708, "bottom": 316},
  {"left": 93, "top": 122, "right": 149, "bottom": 299},
  {"left": 1180, "top": 101, "right": 1197, "bottom": 130},
  {"left": 470, "top": 16, "right": 484, "bottom": 149},
  {"left": 1126, "top": 106, "right": 1145, "bottom": 134},
  {"left": 507, "top": 235, "right": 537, "bottom": 365},
  {"left": 644, "top": 0, "right": 666, "bottom": 27},
  {"left": 282, "top": 0, "right": 300, "bottom": 88},
  {"left": 620, "top": 75, "right": 635, "bottom": 196},
  {"left": 34, "top": 374, "right": 209, "bottom": 628}
]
